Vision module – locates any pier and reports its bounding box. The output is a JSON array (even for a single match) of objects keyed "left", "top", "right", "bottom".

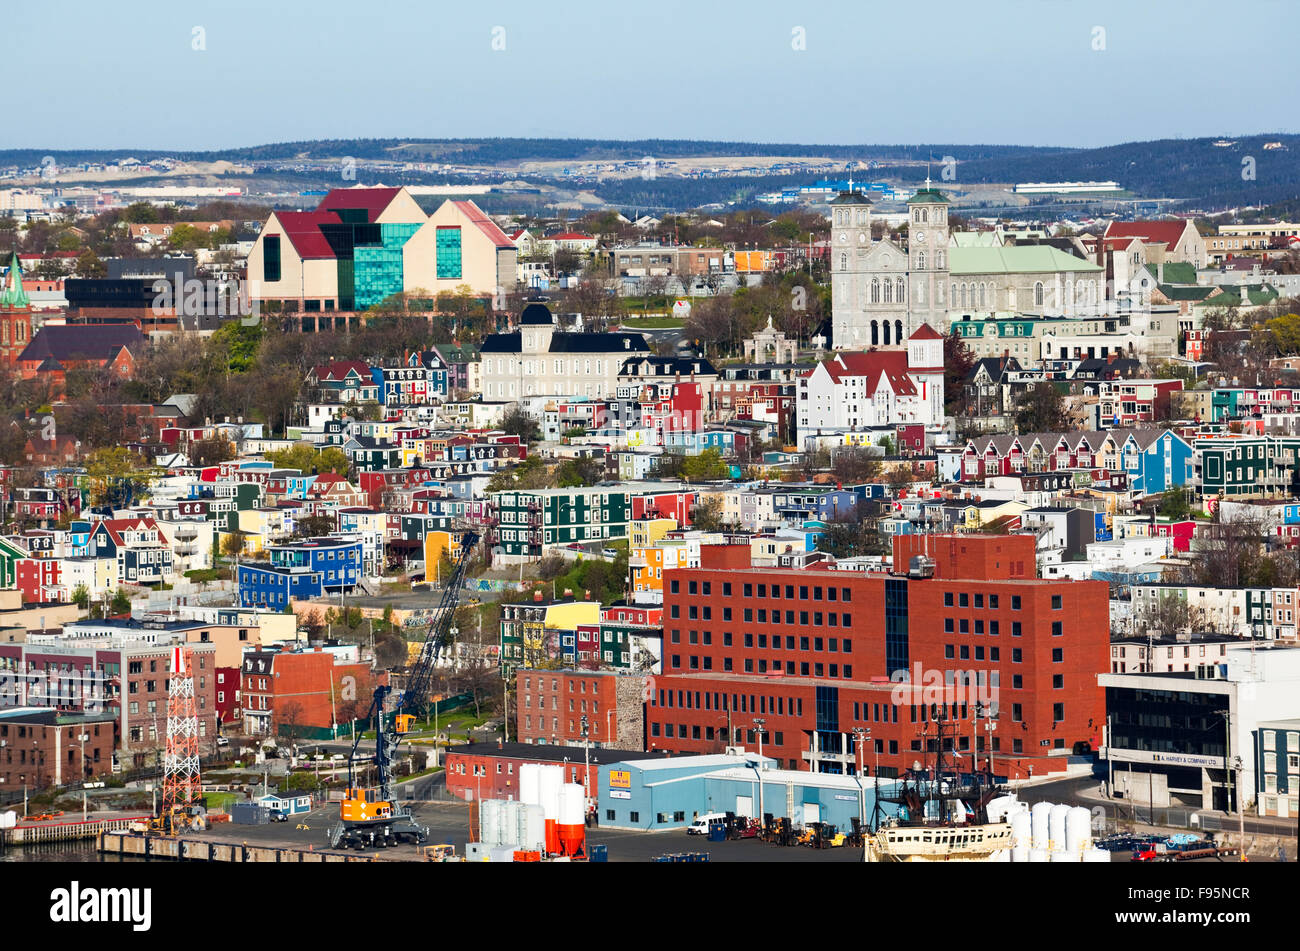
[{"left": 97, "top": 830, "right": 376, "bottom": 863}]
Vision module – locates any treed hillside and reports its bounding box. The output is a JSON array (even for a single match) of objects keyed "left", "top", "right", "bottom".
[{"left": 3, "top": 134, "right": 1298, "bottom": 212}]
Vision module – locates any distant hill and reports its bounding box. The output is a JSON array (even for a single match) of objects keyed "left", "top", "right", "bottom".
[{"left": 2, "top": 134, "right": 1297, "bottom": 212}]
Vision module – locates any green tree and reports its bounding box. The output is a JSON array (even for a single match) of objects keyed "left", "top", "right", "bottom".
[
  {"left": 85, "top": 447, "right": 157, "bottom": 506},
  {"left": 1266, "top": 312, "right": 1300, "bottom": 355},
  {"left": 681, "top": 448, "right": 730, "bottom": 482},
  {"left": 71, "top": 583, "right": 90, "bottom": 609},
  {"left": 1156, "top": 488, "right": 1192, "bottom": 521},
  {"left": 500, "top": 407, "right": 541, "bottom": 443},
  {"left": 109, "top": 589, "right": 132, "bottom": 615},
  {"left": 944, "top": 330, "right": 977, "bottom": 414},
  {"left": 1014, "top": 383, "right": 1068, "bottom": 433},
  {"left": 691, "top": 495, "right": 725, "bottom": 532}
]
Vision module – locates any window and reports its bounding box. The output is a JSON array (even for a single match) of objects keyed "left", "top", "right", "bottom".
[
  {"left": 1011, "top": 596, "right": 1021, "bottom": 610},
  {"left": 1052, "top": 621, "right": 1063, "bottom": 637},
  {"left": 263, "top": 235, "right": 281, "bottom": 282},
  {"left": 1051, "top": 595, "right": 1063, "bottom": 609}
]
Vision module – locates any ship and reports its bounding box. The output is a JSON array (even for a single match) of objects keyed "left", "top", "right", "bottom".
[{"left": 866, "top": 705, "right": 1017, "bottom": 862}]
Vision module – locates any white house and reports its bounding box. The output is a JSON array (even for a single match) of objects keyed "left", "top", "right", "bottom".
[{"left": 796, "top": 325, "right": 944, "bottom": 441}]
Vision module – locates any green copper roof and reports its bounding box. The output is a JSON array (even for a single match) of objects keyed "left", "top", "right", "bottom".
[
  {"left": 907, "top": 187, "right": 950, "bottom": 205},
  {"left": 1145, "top": 261, "right": 1197, "bottom": 285},
  {"left": 0, "top": 252, "right": 29, "bottom": 310},
  {"left": 948, "top": 246, "right": 1103, "bottom": 276}
]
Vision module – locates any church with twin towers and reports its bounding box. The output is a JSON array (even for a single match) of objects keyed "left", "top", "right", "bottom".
[{"left": 828, "top": 182, "right": 950, "bottom": 350}]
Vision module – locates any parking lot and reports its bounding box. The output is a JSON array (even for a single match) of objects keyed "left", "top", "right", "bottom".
[{"left": 187, "top": 801, "right": 868, "bottom": 862}]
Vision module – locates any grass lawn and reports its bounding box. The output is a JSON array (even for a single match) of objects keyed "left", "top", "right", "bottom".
[
  {"left": 619, "top": 316, "right": 684, "bottom": 329},
  {"left": 204, "top": 791, "right": 242, "bottom": 813}
]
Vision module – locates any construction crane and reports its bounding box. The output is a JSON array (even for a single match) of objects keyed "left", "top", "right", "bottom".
[{"left": 328, "top": 530, "right": 479, "bottom": 851}]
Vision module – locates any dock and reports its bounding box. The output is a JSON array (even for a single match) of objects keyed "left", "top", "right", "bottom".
[
  {"left": 98, "top": 830, "right": 377, "bottom": 862},
  {"left": 3, "top": 815, "right": 151, "bottom": 845}
]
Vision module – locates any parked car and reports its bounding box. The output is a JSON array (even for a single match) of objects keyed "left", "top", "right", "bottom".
[
  {"left": 215, "top": 736, "right": 230, "bottom": 748},
  {"left": 602, "top": 548, "right": 618, "bottom": 557},
  {"left": 268, "top": 809, "right": 288, "bottom": 823}
]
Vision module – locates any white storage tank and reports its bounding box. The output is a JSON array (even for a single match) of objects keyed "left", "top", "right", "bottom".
[
  {"left": 520, "top": 763, "right": 540, "bottom": 807},
  {"left": 540, "top": 765, "right": 564, "bottom": 819},
  {"left": 1010, "top": 811, "right": 1031, "bottom": 863},
  {"left": 559, "top": 783, "right": 585, "bottom": 826},
  {"left": 480, "top": 798, "right": 501, "bottom": 847},
  {"left": 1083, "top": 848, "right": 1111, "bottom": 863},
  {"left": 1050, "top": 850, "right": 1080, "bottom": 862},
  {"left": 523, "top": 804, "right": 546, "bottom": 852},
  {"left": 1030, "top": 801, "right": 1052, "bottom": 851},
  {"left": 1028, "top": 847, "right": 1049, "bottom": 863},
  {"left": 1048, "top": 804, "right": 1071, "bottom": 852},
  {"left": 1066, "top": 806, "right": 1092, "bottom": 854}
]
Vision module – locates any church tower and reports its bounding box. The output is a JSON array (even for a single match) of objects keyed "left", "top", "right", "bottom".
[
  {"left": 0, "top": 251, "right": 33, "bottom": 366},
  {"left": 906, "top": 181, "right": 951, "bottom": 333},
  {"left": 828, "top": 191, "right": 873, "bottom": 349}
]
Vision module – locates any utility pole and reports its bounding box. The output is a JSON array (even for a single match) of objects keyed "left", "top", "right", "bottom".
[{"left": 752, "top": 718, "right": 766, "bottom": 823}]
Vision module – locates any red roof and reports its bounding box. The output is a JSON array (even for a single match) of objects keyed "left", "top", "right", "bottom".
[
  {"left": 1103, "top": 220, "right": 1190, "bottom": 251},
  {"left": 317, "top": 187, "right": 403, "bottom": 222},
  {"left": 451, "top": 201, "right": 514, "bottom": 249},
  {"left": 545, "top": 232, "right": 594, "bottom": 241},
  {"left": 820, "top": 351, "right": 917, "bottom": 397},
  {"left": 908, "top": 324, "right": 942, "bottom": 340},
  {"left": 267, "top": 211, "right": 340, "bottom": 260},
  {"left": 313, "top": 360, "right": 372, "bottom": 382}
]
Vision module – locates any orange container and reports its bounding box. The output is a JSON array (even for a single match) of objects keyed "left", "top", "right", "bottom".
[{"left": 513, "top": 850, "right": 541, "bottom": 862}]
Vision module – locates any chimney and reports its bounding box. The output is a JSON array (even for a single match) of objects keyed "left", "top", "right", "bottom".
[{"left": 1157, "top": 260, "right": 1164, "bottom": 284}]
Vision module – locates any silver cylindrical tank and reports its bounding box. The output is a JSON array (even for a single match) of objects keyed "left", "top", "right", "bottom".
[
  {"left": 1028, "top": 847, "right": 1049, "bottom": 863},
  {"left": 480, "top": 798, "right": 501, "bottom": 847},
  {"left": 1083, "top": 848, "right": 1111, "bottom": 863}
]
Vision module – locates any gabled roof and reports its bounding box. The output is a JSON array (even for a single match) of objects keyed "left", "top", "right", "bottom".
[
  {"left": 909, "top": 323, "right": 942, "bottom": 340},
  {"left": 317, "top": 187, "right": 403, "bottom": 222},
  {"left": 18, "top": 324, "right": 144, "bottom": 365},
  {"left": 451, "top": 200, "right": 514, "bottom": 249},
  {"left": 907, "top": 187, "right": 950, "bottom": 205},
  {"left": 271, "top": 210, "right": 343, "bottom": 260},
  {"left": 312, "top": 360, "right": 372, "bottom": 383},
  {"left": 1103, "top": 220, "right": 1192, "bottom": 250},
  {"left": 948, "top": 246, "right": 1101, "bottom": 275},
  {"left": 818, "top": 351, "right": 917, "bottom": 397}
]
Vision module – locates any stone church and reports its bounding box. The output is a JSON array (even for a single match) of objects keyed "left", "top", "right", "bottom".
[{"left": 829, "top": 183, "right": 951, "bottom": 349}]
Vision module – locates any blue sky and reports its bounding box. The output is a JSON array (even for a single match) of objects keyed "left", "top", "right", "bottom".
[{"left": 6, "top": 0, "right": 1297, "bottom": 151}]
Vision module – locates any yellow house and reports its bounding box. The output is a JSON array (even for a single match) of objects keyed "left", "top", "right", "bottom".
[{"left": 958, "top": 499, "right": 1028, "bottom": 531}]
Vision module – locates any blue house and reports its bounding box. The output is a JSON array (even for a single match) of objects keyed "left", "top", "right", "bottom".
[
  {"left": 1117, "top": 429, "right": 1193, "bottom": 496},
  {"left": 237, "top": 537, "right": 362, "bottom": 608}
]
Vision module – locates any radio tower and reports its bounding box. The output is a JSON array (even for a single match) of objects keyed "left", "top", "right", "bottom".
[{"left": 162, "top": 645, "right": 202, "bottom": 813}]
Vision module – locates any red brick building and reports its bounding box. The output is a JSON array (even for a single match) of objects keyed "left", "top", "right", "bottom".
[
  {"left": 443, "top": 741, "right": 667, "bottom": 802},
  {"left": 647, "top": 534, "right": 1109, "bottom": 781},
  {"left": 0, "top": 709, "right": 117, "bottom": 789},
  {"left": 240, "top": 647, "right": 382, "bottom": 738},
  {"left": 516, "top": 669, "right": 619, "bottom": 746}
]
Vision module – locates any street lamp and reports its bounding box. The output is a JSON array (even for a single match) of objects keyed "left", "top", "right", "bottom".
[
  {"left": 752, "top": 718, "right": 767, "bottom": 823},
  {"left": 852, "top": 727, "right": 869, "bottom": 862},
  {"left": 580, "top": 715, "right": 591, "bottom": 814}
]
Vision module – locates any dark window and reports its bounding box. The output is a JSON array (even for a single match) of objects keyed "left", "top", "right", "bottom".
[
  {"left": 1053, "top": 703, "right": 1064, "bottom": 722},
  {"left": 1012, "top": 622, "right": 1022, "bottom": 637},
  {"left": 1053, "top": 674, "right": 1063, "bottom": 689},
  {"left": 1052, "top": 595, "right": 1063, "bottom": 610},
  {"left": 945, "top": 618, "right": 954, "bottom": 633},
  {"left": 959, "top": 593, "right": 969, "bottom": 607},
  {"left": 1052, "top": 648, "right": 1063, "bottom": 662},
  {"left": 723, "top": 583, "right": 732, "bottom": 596},
  {"left": 744, "top": 584, "right": 752, "bottom": 597},
  {"left": 945, "top": 644, "right": 955, "bottom": 659},
  {"left": 989, "top": 595, "right": 999, "bottom": 609},
  {"left": 670, "top": 580, "right": 679, "bottom": 594},
  {"left": 1012, "top": 703, "right": 1022, "bottom": 721},
  {"left": 1011, "top": 596, "right": 1021, "bottom": 610},
  {"left": 263, "top": 235, "right": 281, "bottom": 282},
  {"left": 1013, "top": 675, "right": 1022, "bottom": 689},
  {"left": 944, "top": 592, "right": 954, "bottom": 607},
  {"left": 974, "top": 594, "right": 984, "bottom": 608},
  {"left": 1012, "top": 649, "right": 1022, "bottom": 663},
  {"left": 1052, "top": 621, "right": 1063, "bottom": 637},
  {"left": 990, "top": 620, "right": 999, "bottom": 636}
]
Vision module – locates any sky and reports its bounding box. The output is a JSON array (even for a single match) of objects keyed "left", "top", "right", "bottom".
[{"left": 5, "top": 0, "right": 1298, "bottom": 152}]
